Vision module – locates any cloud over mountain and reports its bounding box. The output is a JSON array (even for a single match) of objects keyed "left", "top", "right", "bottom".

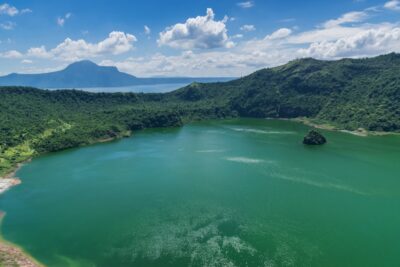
[
  {"left": 4, "top": 31, "right": 137, "bottom": 61},
  {"left": 299, "top": 25, "right": 400, "bottom": 59}
]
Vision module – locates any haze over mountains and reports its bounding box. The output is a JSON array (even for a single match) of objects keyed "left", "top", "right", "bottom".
[{"left": 0, "top": 60, "right": 233, "bottom": 88}]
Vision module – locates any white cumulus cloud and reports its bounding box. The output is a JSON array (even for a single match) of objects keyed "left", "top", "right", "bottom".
[
  {"left": 0, "top": 3, "right": 18, "bottom": 16},
  {"left": 266, "top": 28, "right": 293, "bottom": 40},
  {"left": 8, "top": 31, "right": 137, "bottom": 62},
  {"left": 240, "top": 24, "right": 256, "bottom": 32},
  {"left": 27, "top": 46, "right": 51, "bottom": 58},
  {"left": 57, "top": 17, "right": 65, "bottom": 26},
  {"left": 0, "top": 50, "right": 23, "bottom": 58},
  {"left": 51, "top": 31, "right": 137, "bottom": 60},
  {"left": 0, "top": 21, "right": 15, "bottom": 30},
  {"left": 323, "top": 11, "right": 368, "bottom": 28},
  {"left": 384, "top": 0, "right": 400, "bottom": 10},
  {"left": 57, "top": 13, "right": 72, "bottom": 26},
  {"left": 158, "top": 8, "right": 234, "bottom": 50},
  {"left": 0, "top": 3, "right": 31, "bottom": 16},
  {"left": 144, "top": 25, "right": 151, "bottom": 35},
  {"left": 20, "top": 8, "right": 32, "bottom": 14},
  {"left": 298, "top": 25, "right": 400, "bottom": 59},
  {"left": 237, "top": 1, "right": 254, "bottom": 8}
]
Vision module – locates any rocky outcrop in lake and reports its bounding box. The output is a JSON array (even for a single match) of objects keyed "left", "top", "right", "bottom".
[{"left": 303, "top": 130, "right": 327, "bottom": 145}]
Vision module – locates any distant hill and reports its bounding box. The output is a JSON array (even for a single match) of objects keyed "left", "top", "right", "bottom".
[{"left": 0, "top": 60, "right": 233, "bottom": 88}]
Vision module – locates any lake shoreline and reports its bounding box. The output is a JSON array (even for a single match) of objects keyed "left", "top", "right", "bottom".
[
  {"left": 280, "top": 117, "right": 400, "bottom": 137},
  {"left": 0, "top": 162, "right": 44, "bottom": 266},
  {"left": 0, "top": 163, "right": 25, "bottom": 195},
  {"left": 0, "top": 213, "right": 44, "bottom": 267},
  {"left": 0, "top": 130, "right": 133, "bottom": 267}
]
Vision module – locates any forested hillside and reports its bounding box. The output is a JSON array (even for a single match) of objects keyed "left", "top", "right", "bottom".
[
  {"left": 1, "top": 53, "right": 399, "bottom": 176},
  {"left": 169, "top": 53, "right": 400, "bottom": 131},
  {"left": 0, "top": 87, "right": 232, "bottom": 176}
]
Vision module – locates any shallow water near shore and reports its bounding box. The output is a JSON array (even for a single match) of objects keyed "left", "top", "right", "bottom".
[{"left": 1, "top": 119, "right": 400, "bottom": 266}]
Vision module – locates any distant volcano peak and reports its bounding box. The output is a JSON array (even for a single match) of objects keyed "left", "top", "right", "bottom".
[
  {"left": 0, "top": 60, "right": 233, "bottom": 88},
  {"left": 64, "top": 60, "right": 119, "bottom": 73}
]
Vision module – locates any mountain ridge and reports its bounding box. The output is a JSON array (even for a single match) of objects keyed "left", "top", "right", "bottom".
[
  {"left": 0, "top": 60, "right": 234, "bottom": 88},
  {"left": 168, "top": 52, "right": 400, "bottom": 131}
]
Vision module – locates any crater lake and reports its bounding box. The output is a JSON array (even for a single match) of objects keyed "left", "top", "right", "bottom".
[{"left": 1, "top": 119, "right": 399, "bottom": 267}]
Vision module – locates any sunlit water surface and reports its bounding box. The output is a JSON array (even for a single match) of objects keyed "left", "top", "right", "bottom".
[{"left": 1, "top": 119, "right": 400, "bottom": 267}]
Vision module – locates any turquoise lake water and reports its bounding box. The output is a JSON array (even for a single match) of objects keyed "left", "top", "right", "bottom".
[{"left": 1, "top": 119, "right": 400, "bottom": 266}]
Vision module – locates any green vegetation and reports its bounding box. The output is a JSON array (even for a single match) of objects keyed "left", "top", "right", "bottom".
[
  {"left": 1, "top": 53, "right": 400, "bottom": 176},
  {"left": 172, "top": 53, "right": 400, "bottom": 131},
  {"left": 0, "top": 87, "right": 232, "bottom": 176}
]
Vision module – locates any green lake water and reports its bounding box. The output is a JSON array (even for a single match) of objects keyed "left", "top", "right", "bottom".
[{"left": 1, "top": 119, "right": 400, "bottom": 267}]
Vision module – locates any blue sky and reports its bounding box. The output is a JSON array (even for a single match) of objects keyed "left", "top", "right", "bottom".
[{"left": 0, "top": 0, "right": 399, "bottom": 77}]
